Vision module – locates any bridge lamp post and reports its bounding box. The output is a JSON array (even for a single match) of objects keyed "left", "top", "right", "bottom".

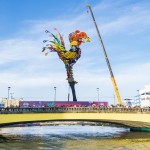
[
  {"left": 54, "top": 87, "right": 56, "bottom": 101},
  {"left": 114, "top": 94, "right": 116, "bottom": 106},
  {"left": 137, "top": 90, "right": 141, "bottom": 107},
  {"left": 137, "top": 90, "right": 139, "bottom": 95},
  {"left": 7, "top": 87, "right": 11, "bottom": 107},
  {"left": 8, "top": 87, "right": 11, "bottom": 100},
  {"left": 97, "top": 88, "right": 99, "bottom": 101}
]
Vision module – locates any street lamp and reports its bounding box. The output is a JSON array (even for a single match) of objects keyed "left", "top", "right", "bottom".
[
  {"left": 137, "top": 90, "right": 141, "bottom": 106},
  {"left": 8, "top": 87, "right": 11, "bottom": 100},
  {"left": 113, "top": 94, "right": 116, "bottom": 106},
  {"left": 54, "top": 87, "right": 56, "bottom": 101},
  {"left": 97, "top": 88, "right": 99, "bottom": 101}
]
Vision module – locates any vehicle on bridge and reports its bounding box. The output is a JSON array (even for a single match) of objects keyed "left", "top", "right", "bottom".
[{"left": 19, "top": 101, "right": 108, "bottom": 108}]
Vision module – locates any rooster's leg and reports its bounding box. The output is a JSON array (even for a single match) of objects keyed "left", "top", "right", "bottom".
[
  {"left": 66, "top": 65, "right": 77, "bottom": 102},
  {"left": 69, "top": 82, "right": 77, "bottom": 102}
]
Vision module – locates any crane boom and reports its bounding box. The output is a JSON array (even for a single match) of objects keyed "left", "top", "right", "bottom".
[{"left": 86, "top": 4, "right": 122, "bottom": 104}]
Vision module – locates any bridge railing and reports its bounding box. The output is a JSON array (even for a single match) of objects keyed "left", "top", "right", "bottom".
[{"left": 0, "top": 107, "right": 150, "bottom": 114}]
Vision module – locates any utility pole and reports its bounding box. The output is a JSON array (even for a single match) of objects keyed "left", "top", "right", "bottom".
[{"left": 86, "top": 4, "right": 122, "bottom": 104}]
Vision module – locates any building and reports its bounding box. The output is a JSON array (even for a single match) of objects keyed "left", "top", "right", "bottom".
[
  {"left": 140, "top": 85, "right": 150, "bottom": 107},
  {"left": 0, "top": 98, "right": 23, "bottom": 108},
  {"left": 134, "top": 85, "right": 150, "bottom": 108},
  {"left": 134, "top": 95, "right": 141, "bottom": 106},
  {"left": 123, "top": 99, "right": 134, "bottom": 107},
  {"left": 0, "top": 102, "right": 5, "bottom": 108}
]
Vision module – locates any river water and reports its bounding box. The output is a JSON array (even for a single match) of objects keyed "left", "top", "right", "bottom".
[{"left": 0, "top": 125, "right": 150, "bottom": 150}]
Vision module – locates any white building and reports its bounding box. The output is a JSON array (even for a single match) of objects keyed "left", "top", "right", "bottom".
[
  {"left": 140, "top": 85, "right": 150, "bottom": 107},
  {"left": 123, "top": 99, "right": 134, "bottom": 107},
  {"left": 0, "top": 98, "right": 23, "bottom": 108},
  {"left": 134, "top": 85, "right": 150, "bottom": 108},
  {"left": 134, "top": 95, "right": 141, "bottom": 106}
]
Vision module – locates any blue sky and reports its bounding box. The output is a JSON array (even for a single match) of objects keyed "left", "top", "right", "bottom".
[{"left": 0, "top": 0, "right": 150, "bottom": 104}]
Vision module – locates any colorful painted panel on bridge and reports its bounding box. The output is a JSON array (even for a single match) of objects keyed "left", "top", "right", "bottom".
[{"left": 19, "top": 101, "right": 108, "bottom": 108}]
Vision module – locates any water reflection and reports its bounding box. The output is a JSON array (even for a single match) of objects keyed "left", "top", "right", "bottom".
[{"left": 0, "top": 125, "right": 150, "bottom": 150}]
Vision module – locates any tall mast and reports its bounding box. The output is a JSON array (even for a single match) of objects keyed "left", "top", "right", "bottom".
[{"left": 86, "top": 4, "right": 122, "bottom": 104}]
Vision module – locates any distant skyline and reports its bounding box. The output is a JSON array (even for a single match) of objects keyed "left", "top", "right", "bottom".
[{"left": 0, "top": 0, "right": 150, "bottom": 104}]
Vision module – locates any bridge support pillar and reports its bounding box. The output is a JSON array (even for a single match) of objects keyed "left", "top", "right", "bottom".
[{"left": 130, "top": 128, "right": 150, "bottom": 132}]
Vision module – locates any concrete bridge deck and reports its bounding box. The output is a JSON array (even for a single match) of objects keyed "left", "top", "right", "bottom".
[{"left": 0, "top": 107, "right": 150, "bottom": 130}]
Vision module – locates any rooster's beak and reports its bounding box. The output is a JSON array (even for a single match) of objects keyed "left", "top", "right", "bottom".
[
  {"left": 82, "top": 39, "right": 85, "bottom": 43},
  {"left": 86, "top": 37, "right": 90, "bottom": 42}
]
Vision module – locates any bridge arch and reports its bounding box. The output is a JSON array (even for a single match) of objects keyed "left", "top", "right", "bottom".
[{"left": 0, "top": 112, "right": 150, "bottom": 130}]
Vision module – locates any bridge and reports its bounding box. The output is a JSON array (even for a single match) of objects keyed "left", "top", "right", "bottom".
[{"left": 0, "top": 107, "right": 150, "bottom": 131}]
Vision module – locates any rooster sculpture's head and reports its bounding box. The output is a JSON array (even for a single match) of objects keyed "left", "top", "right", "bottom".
[{"left": 69, "top": 30, "right": 90, "bottom": 47}]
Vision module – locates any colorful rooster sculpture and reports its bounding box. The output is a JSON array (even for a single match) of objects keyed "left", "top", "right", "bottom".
[{"left": 42, "top": 29, "right": 90, "bottom": 101}]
